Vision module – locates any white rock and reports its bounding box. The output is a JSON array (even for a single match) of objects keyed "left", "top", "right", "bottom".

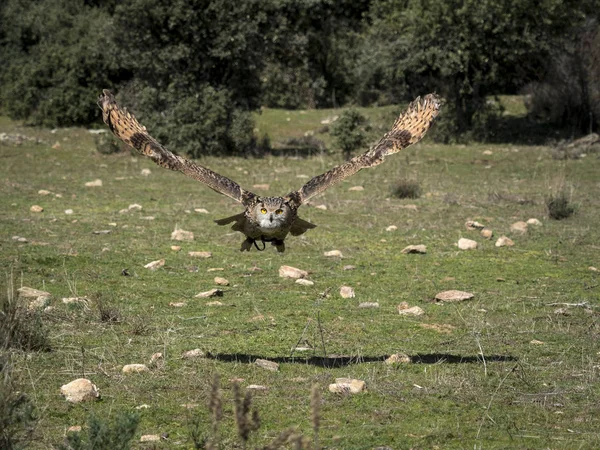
[
  {"left": 253, "top": 183, "right": 270, "bottom": 190},
  {"left": 340, "top": 286, "right": 355, "bottom": 298},
  {"left": 255, "top": 359, "right": 279, "bottom": 372},
  {"left": 140, "top": 435, "right": 161, "bottom": 442},
  {"left": 527, "top": 218, "right": 542, "bottom": 226},
  {"left": 359, "top": 302, "right": 379, "bottom": 308},
  {"left": 458, "top": 238, "right": 477, "bottom": 250},
  {"left": 495, "top": 236, "right": 514, "bottom": 247},
  {"left": 348, "top": 185, "right": 364, "bottom": 191},
  {"left": 64, "top": 209, "right": 74, "bottom": 215},
  {"left": 171, "top": 228, "right": 194, "bottom": 241},
  {"left": 434, "top": 290, "right": 474, "bottom": 302},
  {"left": 60, "top": 378, "right": 100, "bottom": 403},
  {"left": 386, "top": 225, "right": 398, "bottom": 232},
  {"left": 38, "top": 189, "right": 52, "bottom": 195},
  {"left": 140, "top": 216, "right": 155, "bottom": 220},
  {"left": 62, "top": 297, "right": 89, "bottom": 306},
  {"left": 85, "top": 179, "right": 103, "bottom": 187},
  {"left": 324, "top": 250, "right": 343, "bottom": 258},
  {"left": 589, "top": 266, "right": 599, "bottom": 272},
  {"left": 67, "top": 426, "right": 82, "bottom": 433},
  {"left": 128, "top": 203, "right": 142, "bottom": 211},
  {"left": 194, "top": 289, "right": 223, "bottom": 298},
  {"left": 194, "top": 208, "right": 209, "bottom": 214},
  {"left": 510, "top": 221, "right": 528, "bottom": 234},
  {"left": 482, "top": 150, "right": 493, "bottom": 155},
  {"left": 182, "top": 349, "right": 205, "bottom": 359},
  {"left": 18, "top": 287, "right": 51, "bottom": 298},
  {"left": 188, "top": 251, "right": 212, "bottom": 258},
  {"left": 169, "top": 302, "right": 185, "bottom": 307},
  {"left": 328, "top": 378, "right": 366, "bottom": 394},
  {"left": 401, "top": 245, "right": 427, "bottom": 254},
  {"left": 171, "top": 245, "right": 181, "bottom": 251},
  {"left": 30, "top": 205, "right": 44, "bottom": 213},
  {"left": 385, "top": 353, "right": 411, "bottom": 364},
  {"left": 214, "top": 276, "right": 229, "bottom": 286},
  {"left": 135, "top": 404, "right": 150, "bottom": 410},
  {"left": 207, "top": 267, "right": 224, "bottom": 272},
  {"left": 150, "top": 353, "right": 163, "bottom": 364},
  {"left": 465, "top": 220, "right": 485, "bottom": 230},
  {"left": 295, "top": 279, "right": 314, "bottom": 286},
  {"left": 122, "top": 364, "right": 150, "bottom": 374},
  {"left": 480, "top": 228, "right": 493, "bottom": 239},
  {"left": 206, "top": 301, "right": 223, "bottom": 306},
  {"left": 246, "top": 384, "right": 268, "bottom": 391},
  {"left": 397, "top": 304, "right": 424, "bottom": 316},
  {"left": 144, "top": 259, "right": 165, "bottom": 270},
  {"left": 140, "top": 168, "right": 151, "bottom": 176},
  {"left": 315, "top": 204, "right": 328, "bottom": 210},
  {"left": 530, "top": 339, "right": 545, "bottom": 345},
  {"left": 343, "top": 265, "right": 355, "bottom": 271},
  {"left": 279, "top": 265, "right": 308, "bottom": 279}
]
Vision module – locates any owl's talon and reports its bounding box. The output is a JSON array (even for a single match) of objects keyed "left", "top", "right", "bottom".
[{"left": 241, "top": 238, "right": 253, "bottom": 252}]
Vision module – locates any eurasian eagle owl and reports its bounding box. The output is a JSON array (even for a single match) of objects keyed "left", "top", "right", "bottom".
[{"left": 98, "top": 90, "right": 440, "bottom": 252}]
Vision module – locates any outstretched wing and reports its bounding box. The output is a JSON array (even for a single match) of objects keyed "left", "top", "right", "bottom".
[
  {"left": 97, "top": 90, "right": 256, "bottom": 205},
  {"left": 286, "top": 94, "right": 441, "bottom": 207}
]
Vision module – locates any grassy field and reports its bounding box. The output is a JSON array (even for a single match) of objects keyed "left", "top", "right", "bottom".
[{"left": 1, "top": 99, "right": 600, "bottom": 449}]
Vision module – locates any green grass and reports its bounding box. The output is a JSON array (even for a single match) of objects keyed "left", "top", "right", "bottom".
[{"left": 1, "top": 100, "right": 600, "bottom": 449}]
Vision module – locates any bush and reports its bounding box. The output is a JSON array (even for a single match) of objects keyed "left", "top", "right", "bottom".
[
  {"left": 330, "top": 108, "right": 368, "bottom": 159},
  {"left": 1, "top": 291, "right": 50, "bottom": 353},
  {"left": 282, "top": 135, "right": 327, "bottom": 154},
  {"left": 546, "top": 191, "right": 575, "bottom": 220},
  {"left": 61, "top": 412, "right": 140, "bottom": 450},
  {"left": 391, "top": 178, "right": 422, "bottom": 199}
]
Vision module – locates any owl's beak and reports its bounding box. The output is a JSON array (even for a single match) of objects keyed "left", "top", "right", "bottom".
[{"left": 269, "top": 214, "right": 273, "bottom": 223}]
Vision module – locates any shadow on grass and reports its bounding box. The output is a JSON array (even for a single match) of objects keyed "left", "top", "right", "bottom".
[
  {"left": 207, "top": 352, "right": 517, "bottom": 368},
  {"left": 486, "top": 115, "right": 578, "bottom": 145}
]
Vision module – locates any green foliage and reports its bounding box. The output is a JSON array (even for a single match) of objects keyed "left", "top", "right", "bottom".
[
  {"left": 330, "top": 108, "right": 368, "bottom": 159},
  {"left": 62, "top": 412, "right": 140, "bottom": 450},
  {"left": 1, "top": 291, "right": 50, "bottom": 353},
  {"left": 391, "top": 178, "right": 421, "bottom": 199},
  {"left": 546, "top": 191, "right": 576, "bottom": 220}
]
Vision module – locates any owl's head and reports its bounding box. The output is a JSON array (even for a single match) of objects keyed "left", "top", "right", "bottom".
[{"left": 253, "top": 197, "right": 291, "bottom": 231}]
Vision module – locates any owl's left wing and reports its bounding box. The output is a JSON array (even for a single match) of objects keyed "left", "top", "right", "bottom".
[
  {"left": 97, "top": 90, "right": 256, "bottom": 205},
  {"left": 286, "top": 94, "right": 441, "bottom": 207}
]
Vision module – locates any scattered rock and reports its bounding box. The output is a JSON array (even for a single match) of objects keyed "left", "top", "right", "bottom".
[
  {"left": 465, "top": 220, "right": 485, "bottom": 230},
  {"left": 343, "top": 265, "right": 355, "bottom": 271},
  {"left": 214, "top": 277, "right": 229, "bottom": 286},
  {"left": 194, "top": 289, "right": 223, "bottom": 298},
  {"left": 385, "top": 353, "right": 411, "bottom": 364},
  {"left": 255, "top": 359, "right": 279, "bottom": 372},
  {"left": 480, "top": 228, "right": 493, "bottom": 239},
  {"left": 495, "top": 236, "right": 514, "bottom": 247},
  {"left": 253, "top": 184, "right": 270, "bottom": 190},
  {"left": 246, "top": 385, "right": 268, "bottom": 391},
  {"left": 169, "top": 302, "right": 185, "bottom": 307},
  {"left": 62, "top": 297, "right": 89, "bottom": 306},
  {"left": 140, "top": 168, "right": 151, "bottom": 176},
  {"left": 171, "top": 245, "right": 181, "bottom": 252},
  {"left": 140, "top": 435, "right": 161, "bottom": 442},
  {"left": 38, "top": 189, "right": 52, "bottom": 195},
  {"left": 399, "top": 204, "right": 418, "bottom": 211},
  {"left": 386, "top": 225, "right": 398, "bottom": 232},
  {"left": 18, "top": 287, "right": 51, "bottom": 299},
  {"left": 171, "top": 228, "right": 194, "bottom": 241},
  {"left": 128, "top": 203, "right": 142, "bottom": 211},
  {"left": 527, "top": 218, "right": 542, "bottom": 226},
  {"left": 64, "top": 209, "right": 74, "bottom": 215},
  {"left": 67, "top": 426, "right": 82, "bottom": 433},
  {"left": 296, "top": 279, "right": 314, "bottom": 286},
  {"left": 510, "top": 221, "right": 528, "bottom": 234},
  {"left": 85, "top": 179, "right": 103, "bottom": 187},
  {"left": 348, "top": 185, "right": 364, "bottom": 191},
  {"left": 144, "top": 259, "right": 165, "bottom": 270},
  {"left": 397, "top": 303, "right": 424, "bottom": 316},
  {"left": 122, "top": 364, "right": 149, "bottom": 374},
  {"left": 530, "top": 339, "right": 545, "bottom": 345},
  {"left": 401, "top": 244, "right": 427, "bottom": 254},
  {"left": 458, "top": 238, "right": 477, "bottom": 250},
  {"left": 136, "top": 404, "right": 150, "bottom": 410},
  {"left": 328, "top": 378, "right": 366, "bottom": 394},
  {"left": 28, "top": 296, "right": 51, "bottom": 310},
  {"left": 554, "top": 307, "right": 570, "bottom": 316},
  {"left": 150, "top": 353, "right": 163, "bottom": 364},
  {"left": 324, "top": 250, "right": 343, "bottom": 258},
  {"left": 589, "top": 266, "right": 599, "bottom": 272},
  {"left": 188, "top": 251, "right": 212, "bottom": 258},
  {"left": 482, "top": 150, "right": 493, "bottom": 155},
  {"left": 434, "top": 290, "right": 474, "bottom": 302},
  {"left": 359, "top": 302, "right": 379, "bottom": 308},
  {"left": 206, "top": 301, "right": 223, "bottom": 306},
  {"left": 60, "top": 379, "right": 100, "bottom": 403},
  {"left": 93, "top": 230, "right": 112, "bottom": 235},
  {"left": 315, "top": 204, "right": 328, "bottom": 210},
  {"left": 30, "top": 205, "right": 44, "bottom": 213},
  {"left": 279, "top": 265, "right": 308, "bottom": 279},
  {"left": 340, "top": 286, "right": 355, "bottom": 298},
  {"left": 182, "top": 349, "right": 205, "bottom": 359},
  {"left": 194, "top": 208, "right": 209, "bottom": 214},
  {"left": 52, "top": 142, "right": 61, "bottom": 149}
]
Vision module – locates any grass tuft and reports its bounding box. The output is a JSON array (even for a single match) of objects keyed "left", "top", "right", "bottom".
[
  {"left": 546, "top": 190, "right": 575, "bottom": 219},
  {"left": 391, "top": 178, "right": 421, "bottom": 199}
]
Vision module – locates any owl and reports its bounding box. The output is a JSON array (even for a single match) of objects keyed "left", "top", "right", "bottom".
[{"left": 98, "top": 90, "right": 440, "bottom": 252}]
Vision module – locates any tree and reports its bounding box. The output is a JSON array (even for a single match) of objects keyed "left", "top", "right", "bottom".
[{"left": 330, "top": 108, "right": 368, "bottom": 160}]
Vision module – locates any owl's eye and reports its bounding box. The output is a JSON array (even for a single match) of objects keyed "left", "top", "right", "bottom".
[
  {"left": 275, "top": 209, "right": 283, "bottom": 215},
  {"left": 260, "top": 208, "right": 267, "bottom": 214}
]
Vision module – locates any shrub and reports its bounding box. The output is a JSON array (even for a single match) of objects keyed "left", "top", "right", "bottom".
[
  {"left": 61, "top": 412, "right": 140, "bottom": 450},
  {"left": 546, "top": 191, "right": 575, "bottom": 219},
  {"left": 391, "top": 178, "right": 422, "bottom": 199},
  {"left": 282, "top": 135, "right": 327, "bottom": 154},
  {"left": 330, "top": 108, "right": 368, "bottom": 160},
  {"left": 1, "top": 290, "right": 50, "bottom": 353}
]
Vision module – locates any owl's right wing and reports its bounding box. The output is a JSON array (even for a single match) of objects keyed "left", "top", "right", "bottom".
[
  {"left": 98, "top": 90, "right": 256, "bottom": 206},
  {"left": 286, "top": 94, "right": 440, "bottom": 207}
]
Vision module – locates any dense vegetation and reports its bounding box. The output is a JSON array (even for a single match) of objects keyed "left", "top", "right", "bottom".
[{"left": 0, "top": 0, "right": 598, "bottom": 153}]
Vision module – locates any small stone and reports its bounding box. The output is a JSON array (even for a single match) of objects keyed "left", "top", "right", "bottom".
[
  {"left": 465, "top": 220, "right": 485, "bottom": 230},
  {"left": 253, "top": 183, "right": 270, "bottom": 190},
  {"left": 255, "top": 359, "right": 279, "bottom": 372},
  {"left": 182, "top": 349, "right": 205, "bottom": 359},
  {"left": 458, "top": 238, "right": 477, "bottom": 250},
  {"left": 324, "top": 250, "right": 343, "bottom": 258},
  {"left": 214, "top": 276, "right": 229, "bottom": 286},
  {"left": 18, "top": 287, "right": 51, "bottom": 299},
  {"left": 38, "top": 189, "right": 52, "bottom": 195},
  {"left": 246, "top": 385, "right": 268, "bottom": 391},
  {"left": 17, "top": 237, "right": 28, "bottom": 242},
  {"left": 315, "top": 204, "right": 328, "bottom": 210},
  {"left": 140, "top": 435, "right": 161, "bottom": 442},
  {"left": 530, "top": 339, "right": 545, "bottom": 345},
  {"left": 188, "top": 251, "right": 212, "bottom": 258},
  {"left": 30, "top": 205, "right": 44, "bottom": 213},
  {"left": 141, "top": 168, "right": 151, "bottom": 176},
  {"left": 150, "top": 353, "right": 163, "bottom": 364},
  {"left": 397, "top": 305, "right": 424, "bottom": 316},
  {"left": 482, "top": 150, "right": 493, "bottom": 155},
  {"left": 144, "top": 259, "right": 165, "bottom": 270},
  {"left": 589, "top": 267, "right": 599, "bottom": 272},
  {"left": 128, "top": 203, "right": 142, "bottom": 211},
  {"left": 359, "top": 302, "right": 379, "bottom": 308},
  {"left": 386, "top": 225, "right": 398, "bottom": 232},
  {"left": 401, "top": 244, "right": 427, "bottom": 254},
  {"left": 93, "top": 230, "right": 112, "bottom": 235},
  {"left": 194, "top": 208, "right": 209, "bottom": 214},
  {"left": 340, "top": 286, "right": 355, "bottom": 298},
  {"left": 169, "top": 302, "right": 185, "bottom": 307},
  {"left": 348, "top": 185, "right": 364, "bottom": 191},
  {"left": 385, "top": 353, "right": 411, "bottom": 364},
  {"left": 122, "top": 364, "right": 149, "bottom": 374},
  {"left": 527, "top": 218, "right": 542, "bottom": 226},
  {"left": 136, "top": 404, "right": 150, "bottom": 410},
  {"left": 62, "top": 297, "right": 89, "bottom": 306},
  {"left": 171, "top": 228, "right": 194, "bottom": 241},
  {"left": 399, "top": 204, "right": 418, "bottom": 211},
  {"left": 554, "top": 307, "right": 570, "bottom": 316},
  {"left": 434, "top": 290, "right": 474, "bottom": 302},
  {"left": 64, "top": 209, "right": 74, "bottom": 215},
  {"left": 85, "top": 179, "right": 102, "bottom": 187},
  {"left": 60, "top": 378, "right": 100, "bottom": 403},
  {"left": 279, "top": 265, "right": 308, "bottom": 279},
  {"left": 171, "top": 245, "right": 181, "bottom": 251},
  {"left": 510, "top": 221, "right": 528, "bottom": 234},
  {"left": 343, "top": 265, "right": 355, "bottom": 271},
  {"left": 480, "top": 228, "right": 493, "bottom": 239},
  {"left": 296, "top": 279, "right": 314, "bottom": 286},
  {"left": 52, "top": 142, "right": 61, "bottom": 149},
  {"left": 495, "top": 236, "right": 514, "bottom": 247},
  {"left": 194, "top": 289, "right": 223, "bottom": 298},
  {"left": 206, "top": 301, "right": 223, "bottom": 306},
  {"left": 67, "top": 426, "right": 82, "bottom": 433},
  {"left": 208, "top": 267, "right": 224, "bottom": 272},
  {"left": 28, "top": 296, "right": 50, "bottom": 310},
  {"left": 328, "top": 378, "right": 366, "bottom": 394}
]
